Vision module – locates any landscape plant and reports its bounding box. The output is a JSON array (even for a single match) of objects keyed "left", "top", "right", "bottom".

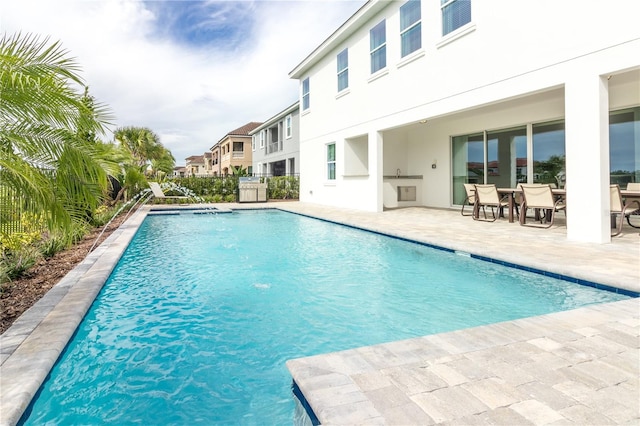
[{"left": 0, "top": 33, "right": 118, "bottom": 243}]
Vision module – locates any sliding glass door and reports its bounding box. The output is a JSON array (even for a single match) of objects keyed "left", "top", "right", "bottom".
[
  {"left": 486, "top": 127, "right": 527, "bottom": 188},
  {"left": 451, "top": 127, "right": 526, "bottom": 205},
  {"left": 532, "top": 121, "right": 565, "bottom": 187},
  {"left": 452, "top": 133, "right": 483, "bottom": 205},
  {"left": 610, "top": 107, "right": 640, "bottom": 186}
]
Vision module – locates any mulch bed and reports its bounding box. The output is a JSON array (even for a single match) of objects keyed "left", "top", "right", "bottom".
[{"left": 0, "top": 213, "right": 129, "bottom": 335}]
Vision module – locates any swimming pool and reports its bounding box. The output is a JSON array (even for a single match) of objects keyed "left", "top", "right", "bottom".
[{"left": 21, "top": 210, "right": 629, "bottom": 424}]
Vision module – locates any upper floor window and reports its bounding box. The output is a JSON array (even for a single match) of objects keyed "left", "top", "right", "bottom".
[
  {"left": 302, "top": 77, "right": 310, "bottom": 110},
  {"left": 370, "top": 20, "right": 386, "bottom": 74},
  {"left": 337, "top": 48, "right": 349, "bottom": 92},
  {"left": 252, "top": 136, "right": 256, "bottom": 151},
  {"left": 441, "top": 0, "right": 471, "bottom": 36},
  {"left": 285, "top": 114, "right": 292, "bottom": 139},
  {"left": 233, "top": 141, "right": 244, "bottom": 152},
  {"left": 260, "top": 130, "right": 265, "bottom": 148},
  {"left": 327, "top": 143, "right": 336, "bottom": 180},
  {"left": 400, "top": 0, "right": 421, "bottom": 57}
]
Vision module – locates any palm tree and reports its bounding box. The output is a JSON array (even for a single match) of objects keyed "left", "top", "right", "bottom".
[
  {"left": 0, "top": 32, "right": 115, "bottom": 236},
  {"left": 114, "top": 126, "right": 172, "bottom": 170},
  {"left": 113, "top": 126, "right": 175, "bottom": 199}
]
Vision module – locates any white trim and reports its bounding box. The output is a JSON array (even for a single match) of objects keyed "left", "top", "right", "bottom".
[
  {"left": 437, "top": 23, "right": 476, "bottom": 49},
  {"left": 336, "top": 88, "right": 351, "bottom": 99},
  {"left": 285, "top": 114, "right": 292, "bottom": 139},
  {"left": 397, "top": 49, "right": 425, "bottom": 69},
  {"left": 368, "top": 68, "right": 389, "bottom": 84}
]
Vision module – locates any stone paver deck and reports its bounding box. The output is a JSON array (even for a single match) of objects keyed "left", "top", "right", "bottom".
[{"left": 1, "top": 202, "right": 638, "bottom": 425}]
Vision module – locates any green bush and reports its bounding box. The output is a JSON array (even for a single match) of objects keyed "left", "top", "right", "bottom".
[
  {"left": 268, "top": 176, "right": 300, "bottom": 199},
  {"left": 39, "top": 232, "right": 70, "bottom": 258},
  {"left": 168, "top": 176, "right": 239, "bottom": 198},
  {"left": 0, "top": 245, "right": 40, "bottom": 283}
]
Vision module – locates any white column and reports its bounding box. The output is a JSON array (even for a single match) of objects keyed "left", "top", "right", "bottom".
[
  {"left": 368, "top": 130, "right": 384, "bottom": 212},
  {"left": 565, "top": 74, "right": 610, "bottom": 243}
]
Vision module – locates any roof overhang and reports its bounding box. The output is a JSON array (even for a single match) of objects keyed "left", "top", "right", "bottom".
[
  {"left": 248, "top": 102, "right": 300, "bottom": 135},
  {"left": 289, "top": 0, "right": 387, "bottom": 80}
]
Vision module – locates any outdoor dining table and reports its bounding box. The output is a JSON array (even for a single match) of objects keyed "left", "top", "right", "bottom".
[
  {"left": 621, "top": 189, "right": 640, "bottom": 201},
  {"left": 497, "top": 187, "right": 566, "bottom": 223}
]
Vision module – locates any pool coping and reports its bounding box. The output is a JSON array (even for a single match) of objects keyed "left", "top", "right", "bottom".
[
  {"left": 287, "top": 298, "right": 639, "bottom": 425},
  {"left": 0, "top": 206, "right": 148, "bottom": 426},
  {"left": 1, "top": 203, "right": 638, "bottom": 425}
]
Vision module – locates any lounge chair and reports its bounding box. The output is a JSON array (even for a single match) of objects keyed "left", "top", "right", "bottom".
[
  {"left": 610, "top": 184, "right": 640, "bottom": 236},
  {"left": 460, "top": 183, "right": 477, "bottom": 216},
  {"left": 472, "top": 184, "right": 509, "bottom": 222},
  {"left": 148, "top": 182, "right": 189, "bottom": 202},
  {"left": 519, "top": 184, "right": 565, "bottom": 228}
]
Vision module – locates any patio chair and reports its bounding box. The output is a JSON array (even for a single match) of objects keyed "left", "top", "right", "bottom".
[
  {"left": 519, "top": 184, "right": 565, "bottom": 228},
  {"left": 460, "top": 183, "right": 477, "bottom": 216},
  {"left": 472, "top": 184, "right": 509, "bottom": 222},
  {"left": 610, "top": 184, "right": 640, "bottom": 236},
  {"left": 625, "top": 183, "right": 640, "bottom": 228}
]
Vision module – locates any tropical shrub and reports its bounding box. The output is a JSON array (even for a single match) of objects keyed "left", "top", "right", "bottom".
[{"left": 268, "top": 176, "right": 300, "bottom": 199}]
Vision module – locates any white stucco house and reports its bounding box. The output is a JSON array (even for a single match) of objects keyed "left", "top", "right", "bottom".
[{"left": 289, "top": 0, "right": 640, "bottom": 244}]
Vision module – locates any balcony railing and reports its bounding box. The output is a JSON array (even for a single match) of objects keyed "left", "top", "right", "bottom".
[
  {"left": 232, "top": 151, "right": 244, "bottom": 159},
  {"left": 267, "top": 141, "right": 282, "bottom": 154}
]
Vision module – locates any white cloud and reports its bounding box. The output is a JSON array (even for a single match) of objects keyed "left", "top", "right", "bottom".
[{"left": 1, "top": 0, "right": 364, "bottom": 164}]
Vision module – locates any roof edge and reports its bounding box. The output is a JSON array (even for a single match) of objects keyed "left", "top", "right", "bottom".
[
  {"left": 289, "top": 1, "right": 387, "bottom": 80},
  {"left": 249, "top": 101, "right": 300, "bottom": 135}
]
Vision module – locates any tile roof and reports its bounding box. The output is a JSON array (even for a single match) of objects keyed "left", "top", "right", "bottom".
[{"left": 227, "top": 122, "right": 263, "bottom": 136}]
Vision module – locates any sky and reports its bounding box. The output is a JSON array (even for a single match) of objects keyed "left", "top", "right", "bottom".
[{"left": 1, "top": 0, "right": 365, "bottom": 165}]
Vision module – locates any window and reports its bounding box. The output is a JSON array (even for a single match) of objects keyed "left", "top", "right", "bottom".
[
  {"left": 532, "top": 121, "right": 565, "bottom": 187},
  {"left": 452, "top": 133, "right": 484, "bottom": 205},
  {"left": 441, "top": 0, "right": 471, "bottom": 36},
  {"left": 233, "top": 142, "right": 243, "bottom": 152},
  {"left": 285, "top": 114, "right": 292, "bottom": 139},
  {"left": 260, "top": 131, "right": 265, "bottom": 148},
  {"left": 610, "top": 107, "right": 640, "bottom": 186},
  {"left": 400, "top": 0, "right": 421, "bottom": 57},
  {"left": 337, "top": 48, "right": 348, "bottom": 92},
  {"left": 302, "top": 78, "right": 310, "bottom": 110},
  {"left": 327, "top": 143, "right": 336, "bottom": 180},
  {"left": 486, "top": 127, "right": 527, "bottom": 188},
  {"left": 252, "top": 135, "right": 256, "bottom": 151},
  {"left": 370, "top": 20, "right": 386, "bottom": 74},
  {"left": 451, "top": 121, "right": 566, "bottom": 205}
]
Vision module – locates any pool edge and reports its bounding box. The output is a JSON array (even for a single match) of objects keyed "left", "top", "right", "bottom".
[
  {"left": 0, "top": 206, "right": 149, "bottom": 426},
  {"left": 1, "top": 204, "right": 637, "bottom": 425}
]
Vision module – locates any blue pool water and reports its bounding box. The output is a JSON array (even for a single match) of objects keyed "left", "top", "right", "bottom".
[{"left": 22, "top": 210, "right": 629, "bottom": 425}]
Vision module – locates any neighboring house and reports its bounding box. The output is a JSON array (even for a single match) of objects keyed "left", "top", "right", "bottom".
[
  {"left": 210, "top": 122, "right": 262, "bottom": 176},
  {"left": 249, "top": 102, "right": 300, "bottom": 177},
  {"left": 289, "top": 0, "right": 640, "bottom": 244},
  {"left": 185, "top": 155, "right": 206, "bottom": 176},
  {"left": 172, "top": 166, "right": 186, "bottom": 178}
]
